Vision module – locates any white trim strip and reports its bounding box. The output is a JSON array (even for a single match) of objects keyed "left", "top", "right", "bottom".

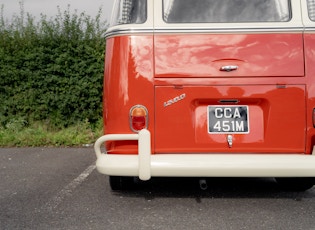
[{"left": 105, "top": 27, "right": 305, "bottom": 39}]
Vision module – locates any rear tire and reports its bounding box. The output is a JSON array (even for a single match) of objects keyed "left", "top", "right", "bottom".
[
  {"left": 109, "top": 176, "right": 135, "bottom": 191},
  {"left": 275, "top": 178, "right": 315, "bottom": 191}
]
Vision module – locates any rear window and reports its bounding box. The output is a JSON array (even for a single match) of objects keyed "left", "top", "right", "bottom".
[
  {"left": 110, "top": 0, "right": 147, "bottom": 26},
  {"left": 163, "top": 0, "right": 291, "bottom": 23},
  {"left": 307, "top": 0, "right": 315, "bottom": 21}
]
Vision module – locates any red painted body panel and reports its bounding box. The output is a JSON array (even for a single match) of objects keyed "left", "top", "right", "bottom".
[
  {"left": 103, "top": 32, "right": 315, "bottom": 155},
  {"left": 154, "top": 34, "right": 304, "bottom": 78},
  {"left": 104, "top": 36, "right": 155, "bottom": 154},
  {"left": 155, "top": 85, "right": 305, "bottom": 153},
  {"left": 305, "top": 33, "right": 315, "bottom": 154}
]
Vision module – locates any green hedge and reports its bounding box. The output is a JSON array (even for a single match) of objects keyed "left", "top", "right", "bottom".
[{"left": 0, "top": 5, "right": 106, "bottom": 129}]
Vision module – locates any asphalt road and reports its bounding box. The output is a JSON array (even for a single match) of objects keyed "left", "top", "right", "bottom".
[{"left": 1, "top": 148, "right": 315, "bottom": 230}]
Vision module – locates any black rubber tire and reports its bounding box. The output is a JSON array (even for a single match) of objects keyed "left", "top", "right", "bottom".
[
  {"left": 275, "top": 178, "right": 315, "bottom": 191},
  {"left": 109, "top": 176, "right": 135, "bottom": 191}
]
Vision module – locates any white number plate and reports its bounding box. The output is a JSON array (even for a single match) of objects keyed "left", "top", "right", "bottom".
[{"left": 207, "top": 106, "right": 249, "bottom": 134}]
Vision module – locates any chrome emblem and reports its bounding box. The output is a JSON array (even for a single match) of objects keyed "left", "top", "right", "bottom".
[{"left": 164, "top": 93, "right": 186, "bottom": 107}]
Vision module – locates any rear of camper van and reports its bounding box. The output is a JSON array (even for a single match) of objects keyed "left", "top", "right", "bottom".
[{"left": 95, "top": 0, "right": 315, "bottom": 191}]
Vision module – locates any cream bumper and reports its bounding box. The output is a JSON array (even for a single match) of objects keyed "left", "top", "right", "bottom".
[{"left": 94, "top": 129, "right": 315, "bottom": 181}]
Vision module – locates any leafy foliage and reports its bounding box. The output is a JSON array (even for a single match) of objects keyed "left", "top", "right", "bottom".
[{"left": 0, "top": 4, "right": 107, "bottom": 129}]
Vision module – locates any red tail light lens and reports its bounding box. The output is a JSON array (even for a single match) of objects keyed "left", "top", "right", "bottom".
[{"left": 130, "top": 105, "right": 148, "bottom": 132}]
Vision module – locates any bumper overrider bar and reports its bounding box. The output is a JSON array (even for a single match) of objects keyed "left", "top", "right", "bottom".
[{"left": 94, "top": 129, "right": 315, "bottom": 180}]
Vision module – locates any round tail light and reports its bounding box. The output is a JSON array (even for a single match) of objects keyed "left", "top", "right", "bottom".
[{"left": 130, "top": 105, "right": 148, "bottom": 132}]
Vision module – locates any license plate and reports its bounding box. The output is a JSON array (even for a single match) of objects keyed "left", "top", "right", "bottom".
[{"left": 207, "top": 106, "right": 249, "bottom": 134}]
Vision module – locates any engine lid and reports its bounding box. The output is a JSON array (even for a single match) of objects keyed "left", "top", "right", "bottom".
[{"left": 154, "top": 34, "right": 304, "bottom": 78}]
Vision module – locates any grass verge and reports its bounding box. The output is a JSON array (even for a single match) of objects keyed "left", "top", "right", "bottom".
[{"left": 0, "top": 119, "right": 103, "bottom": 147}]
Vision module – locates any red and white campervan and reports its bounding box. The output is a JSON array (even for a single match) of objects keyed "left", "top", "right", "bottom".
[{"left": 95, "top": 0, "right": 315, "bottom": 191}]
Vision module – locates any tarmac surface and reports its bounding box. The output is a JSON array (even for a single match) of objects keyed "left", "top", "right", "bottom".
[{"left": 1, "top": 147, "right": 315, "bottom": 230}]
